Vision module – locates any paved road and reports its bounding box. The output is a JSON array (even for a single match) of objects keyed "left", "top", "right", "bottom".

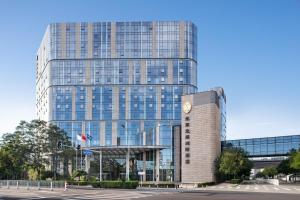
[
  {"left": 202, "top": 183, "right": 300, "bottom": 194},
  {"left": 0, "top": 185, "right": 300, "bottom": 200},
  {"left": 0, "top": 188, "right": 161, "bottom": 200}
]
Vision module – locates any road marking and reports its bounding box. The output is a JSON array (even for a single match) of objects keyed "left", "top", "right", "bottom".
[
  {"left": 280, "top": 187, "right": 291, "bottom": 191},
  {"left": 262, "top": 185, "right": 269, "bottom": 191},
  {"left": 273, "top": 187, "right": 280, "bottom": 190}
]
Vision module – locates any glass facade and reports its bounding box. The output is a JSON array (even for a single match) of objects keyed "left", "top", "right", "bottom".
[
  {"left": 224, "top": 135, "right": 300, "bottom": 157},
  {"left": 36, "top": 21, "right": 197, "bottom": 181}
]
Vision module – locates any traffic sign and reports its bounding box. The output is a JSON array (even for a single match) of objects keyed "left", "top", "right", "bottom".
[{"left": 83, "top": 149, "right": 93, "bottom": 156}]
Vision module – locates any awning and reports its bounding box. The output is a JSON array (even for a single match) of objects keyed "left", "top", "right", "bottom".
[{"left": 82, "top": 145, "right": 169, "bottom": 155}]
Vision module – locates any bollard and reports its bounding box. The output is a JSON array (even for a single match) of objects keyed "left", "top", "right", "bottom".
[
  {"left": 37, "top": 182, "right": 40, "bottom": 190},
  {"left": 27, "top": 182, "right": 29, "bottom": 190},
  {"left": 17, "top": 181, "right": 19, "bottom": 190},
  {"left": 64, "top": 181, "right": 68, "bottom": 192},
  {"left": 50, "top": 181, "right": 53, "bottom": 191},
  {"left": 7, "top": 180, "right": 9, "bottom": 189}
]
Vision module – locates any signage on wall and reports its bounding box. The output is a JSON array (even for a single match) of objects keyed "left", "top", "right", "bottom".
[{"left": 183, "top": 101, "right": 192, "bottom": 164}]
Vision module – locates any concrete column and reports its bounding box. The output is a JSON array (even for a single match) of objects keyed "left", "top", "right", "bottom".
[
  {"left": 128, "top": 60, "right": 133, "bottom": 84},
  {"left": 86, "top": 86, "right": 92, "bottom": 120},
  {"left": 156, "top": 87, "right": 161, "bottom": 120},
  {"left": 167, "top": 60, "right": 173, "bottom": 84},
  {"left": 155, "top": 149, "right": 160, "bottom": 182},
  {"left": 179, "top": 21, "right": 186, "bottom": 59},
  {"left": 152, "top": 22, "right": 157, "bottom": 58},
  {"left": 85, "top": 155, "right": 90, "bottom": 173},
  {"left": 140, "top": 60, "right": 147, "bottom": 84},
  {"left": 100, "top": 121, "right": 105, "bottom": 146},
  {"left": 68, "top": 160, "right": 72, "bottom": 176},
  {"left": 112, "top": 87, "right": 119, "bottom": 120},
  {"left": 72, "top": 86, "right": 76, "bottom": 120},
  {"left": 143, "top": 131, "right": 146, "bottom": 146},
  {"left": 156, "top": 123, "right": 160, "bottom": 145},
  {"left": 143, "top": 151, "right": 146, "bottom": 181},
  {"left": 99, "top": 151, "right": 103, "bottom": 181},
  {"left": 60, "top": 23, "right": 66, "bottom": 58},
  {"left": 112, "top": 121, "right": 117, "bottom": 146},
  {"left": 125, "top": 88, "right": 130, "bottom": 120},
  {"left": 87, "top": 23, "right": 93, "bottom": 58},
  {"left": 75, "top": 23, "right": 81, "bottom": 58},
  {"left": 126, "top": 149, "right": 130, "bottom": 181},
  {"left": 111, "top": 22, "right": 116, "bottom": 58}
]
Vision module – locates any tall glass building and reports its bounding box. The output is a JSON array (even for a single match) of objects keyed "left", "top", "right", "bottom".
[{"left": 36, "top": 21, "right": 197, "bottom": 181}]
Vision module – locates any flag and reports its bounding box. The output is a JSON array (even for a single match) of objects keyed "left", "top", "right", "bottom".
[
  {"left": 76, "top": 134, "right": 81, "bottom": 141},
  {"left": 81, "top": 133, "right": 87, "bottom": 142},
  {"left": 87, "top": 134, "right": 93, "bottom": 141}
]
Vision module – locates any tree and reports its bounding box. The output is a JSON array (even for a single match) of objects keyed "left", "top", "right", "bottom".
[
  {"left": 0, "top": 121, "right": 32, "bottom": 179},
  {"left": 27, "top": 120, "right": 49, "bottom": 180},
  {"left": 0, "top": 119, "right": 73, "bottom": 180},
  {"left": 290, "top": 151, "right": 300, "bottom": 171},
  {"left": 277, "top": 159, "right": 294, "bottom": 175},
  {"left": 262, "top": 166, "right": 278, "bottom": 178},
  {"left": 217, "top": 147, "right": 252, "bottom": 180},
  {"left": 46, "top": 123, "right": 73, "bottom": 179}
]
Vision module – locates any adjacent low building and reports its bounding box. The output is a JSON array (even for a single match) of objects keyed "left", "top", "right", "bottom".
[{"left": 223, "top": 135, "right": 300, "bottom": 173}]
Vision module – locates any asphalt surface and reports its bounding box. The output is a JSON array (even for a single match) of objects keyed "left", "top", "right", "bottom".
[{"left": 0, "top": 187, "right": 300, "bottom": 200}]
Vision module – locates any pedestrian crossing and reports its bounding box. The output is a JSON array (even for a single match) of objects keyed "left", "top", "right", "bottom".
[
  {"left": 207, "top": 184, "right": 300, "bottom": 193},
  {"left": 0, "top": 189, "right": 159, "bottom": 200},
  {"left": 60, "top": 192, "right": 155, "bottom": 200}
]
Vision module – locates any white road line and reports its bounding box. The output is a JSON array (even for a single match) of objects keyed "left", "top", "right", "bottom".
[
  {"left": 279, "top": 187, "right": 291, "bottom": 191},
  {"left": 262, "top": 185, "right": 269, "bottom": 191},
  {"left": 273, "top": 187, "right": 280, "bottom": 190}
]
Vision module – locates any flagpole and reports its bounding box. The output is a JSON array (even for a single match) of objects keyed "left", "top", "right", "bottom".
[
  {"left": 81, "top": 148, "right": 83, "bottom": 170},
  {"left": 75, "top": 139, "right": 78, "bottom": 172}
]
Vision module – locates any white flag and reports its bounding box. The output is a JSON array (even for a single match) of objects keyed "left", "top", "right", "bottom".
[{"left": 76, "top": 134, "right": 81, "bottom": 141}]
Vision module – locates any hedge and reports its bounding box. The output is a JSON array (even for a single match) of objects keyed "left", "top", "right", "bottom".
[
  {"left": 230, "top": 179, "right": 242, "bottom": 184},
  {"left": 91, "top": 181, "right": 139, "bottom": 189},
  {"left": 140, "top": 183, "right": 175, "bottom": 188},
  {"left": 67, "top": 181, "right": 90, "bottom": 186},
  {"left": 198, "top": 182, "right": 215, "bottom": 187}
]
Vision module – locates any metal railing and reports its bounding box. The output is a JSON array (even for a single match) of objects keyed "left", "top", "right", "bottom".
[{"left": 0, "top": 180, "right": 65, "bottom": 190}]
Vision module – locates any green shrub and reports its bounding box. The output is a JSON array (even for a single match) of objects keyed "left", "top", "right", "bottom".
[
  {"left": 139, "top": 182, "right": 175, "bottom": 188},
  {"left": 230, "top": 179, "right": 242, "bottom": 184},
  {"left": 41, "top": 170, "right": 54, "bottom": 180},
  {"left": 198, "top": 182, "right": 215, "bottom": 187},
  {"left": 91, "top": 181, "right": 138, "bottom": 189},
  {"left": 67, "top": 181, "right": 90, "bottom": 186}
]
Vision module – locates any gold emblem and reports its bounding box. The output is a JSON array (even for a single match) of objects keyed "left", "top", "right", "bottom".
[{"left": 183, "top": 102, "right": 192, "bottom": 114}]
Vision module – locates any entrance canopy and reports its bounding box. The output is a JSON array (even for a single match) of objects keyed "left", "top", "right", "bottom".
[{"left": 84, "top": 145, "right": 169, "bottom": 155}]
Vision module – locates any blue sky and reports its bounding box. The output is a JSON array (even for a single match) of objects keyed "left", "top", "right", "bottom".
[{"left": 0, "top": 0, "right": 299, "bottom": 139}]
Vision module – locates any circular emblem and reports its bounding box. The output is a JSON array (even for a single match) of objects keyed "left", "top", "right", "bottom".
[{"left": 183, "top": 102, "right": 192, "bottom": 114}]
